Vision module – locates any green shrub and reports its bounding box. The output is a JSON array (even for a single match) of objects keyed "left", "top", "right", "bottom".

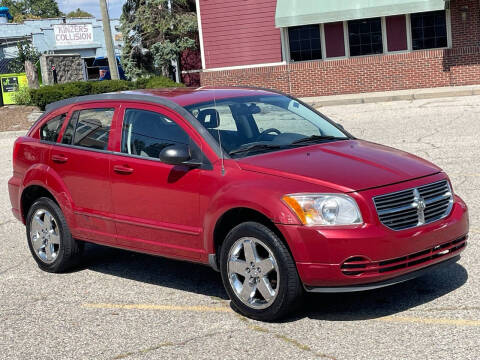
[
  {"left": 12, "top": 86, "right": 33, "bottom": 105},
  {"left": 30, "top": 86, "right": 66, "bottom": 110},
  {"left": 62, "top": 81, "right": 92, "bottom": 98},
  {"left": 136, "top": 76, "right": 183, "bottom": 89},
  {"left": 29, "top": 75, "right": 182, "bottom": 110},
  {"left": 90, "top": 80, "right": 135, "bottom": 94}
]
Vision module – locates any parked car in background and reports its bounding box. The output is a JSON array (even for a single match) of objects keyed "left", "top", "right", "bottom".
[{"left": 8, "top": 87, "right": 469, "bottom": 321}]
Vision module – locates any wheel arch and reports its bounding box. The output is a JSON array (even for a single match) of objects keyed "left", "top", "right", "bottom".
[
  {"left": 21, "top": 185, "right": 59, "bottom": 223},
  {"left": 210, "top": 207, "right": 294, "bottom": 270}
]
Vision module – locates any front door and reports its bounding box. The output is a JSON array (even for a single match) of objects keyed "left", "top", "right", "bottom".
[
  {"left": 50, "top": 104, "right": 118, "bottom": 244},
  {"left": 110, "top": 104, "right": 206, "bottom": 261}
]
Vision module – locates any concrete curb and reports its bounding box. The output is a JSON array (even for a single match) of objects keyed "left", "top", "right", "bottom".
[{"left": 301, "top": 85, "right": 480, "bottom": 107}]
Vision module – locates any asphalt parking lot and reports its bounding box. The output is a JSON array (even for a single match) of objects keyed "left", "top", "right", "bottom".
[{"left": 0, "top": 95, "right": 479, "bottom": 360}]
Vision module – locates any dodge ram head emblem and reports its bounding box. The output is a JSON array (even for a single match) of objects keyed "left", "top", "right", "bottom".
[{"left": 413, "top": 188, "right": 426, "bottom": 224}]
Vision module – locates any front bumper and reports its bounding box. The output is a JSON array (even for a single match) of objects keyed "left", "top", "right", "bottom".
[
  {"left": 277, "top": 194, "right": 469, "bottom": 288},
  {"left": 304, "top": 255, "right": 461, "bottom": 293}
]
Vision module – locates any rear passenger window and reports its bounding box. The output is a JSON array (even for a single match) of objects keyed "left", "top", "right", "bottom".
[
  {"left": 121, "top": 109, "right": 189, "bottom": 159},
  {"left": 40, "top": 114, "right": 66, "bottom": 142},
  {"left": 62, "top": 108, "right": 114, "bottom": 150}
]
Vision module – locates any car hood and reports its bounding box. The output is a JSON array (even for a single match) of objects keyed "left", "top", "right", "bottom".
[{"left": 236, "top": 140, "right": 442, "bottom": 192}]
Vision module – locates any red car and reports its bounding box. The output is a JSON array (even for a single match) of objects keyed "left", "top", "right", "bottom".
[{"left": 8, "top": 88, "right": 468, "bottom": 321}]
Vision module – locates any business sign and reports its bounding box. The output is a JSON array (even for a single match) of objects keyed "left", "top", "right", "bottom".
[
  {"left": 0, "top": 73, "right": 28, "bottom": 105},
  {"left": 54, "top": 24, "right": 94, "bottom": 46}
]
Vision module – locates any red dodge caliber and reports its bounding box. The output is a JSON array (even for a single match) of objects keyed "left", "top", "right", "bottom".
[{"left": 8, "top": 88, "right": 469, "bottom": 321}]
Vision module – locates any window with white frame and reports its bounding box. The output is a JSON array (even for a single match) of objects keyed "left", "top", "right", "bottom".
[
  {"left": 288, "top": 24, "right": 322, "bottom": 62},
  {"left": 411, "top": 10, "right": 447, "bottom": 50}
]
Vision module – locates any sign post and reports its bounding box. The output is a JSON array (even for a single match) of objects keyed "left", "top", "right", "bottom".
[{"left": 99, "top": 0, "right": 120, "bottom": 80}]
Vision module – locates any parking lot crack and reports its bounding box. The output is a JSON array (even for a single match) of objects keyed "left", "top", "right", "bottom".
[
  {"left": 236, "top": 315, "right": 337, "bottom": 359},
  {"left": 111, "top": 330, "right": 236, "bottom": 360}
]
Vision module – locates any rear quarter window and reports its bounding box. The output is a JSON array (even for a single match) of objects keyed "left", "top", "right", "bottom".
[{"left": 40, "top": 114, "right": 67, "bottom": 142}]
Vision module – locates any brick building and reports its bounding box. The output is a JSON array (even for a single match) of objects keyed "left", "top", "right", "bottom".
[{"left": 195, "top": 0, "right": 480, "bottom": 97}]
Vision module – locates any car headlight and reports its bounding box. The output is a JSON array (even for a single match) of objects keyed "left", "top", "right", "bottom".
[{"left": 282, "top": 194, "right": 363, "bottom": 226}]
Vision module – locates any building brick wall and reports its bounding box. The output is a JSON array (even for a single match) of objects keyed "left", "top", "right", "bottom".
[{"left": 200, "top": 0, "right": 480, "bottom": 97}]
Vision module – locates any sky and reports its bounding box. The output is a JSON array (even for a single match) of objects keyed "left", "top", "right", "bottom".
[{"left": 58, "top": 0, "right": 126, "bottom": 19}]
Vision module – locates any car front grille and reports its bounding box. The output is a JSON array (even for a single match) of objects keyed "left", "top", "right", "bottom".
[{"left": 373, "top": 180, "right": 453, "bottom": 231}]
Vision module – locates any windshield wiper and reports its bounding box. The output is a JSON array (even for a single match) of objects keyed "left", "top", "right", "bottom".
[
  {"left": 229, "top": 143, "right": 282, "bottom": 156},
  {"left": 291, "top": 135, "right": 347, "bottom": 145}
]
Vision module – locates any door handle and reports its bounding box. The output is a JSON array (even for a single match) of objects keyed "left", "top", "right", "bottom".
[
  {"left": 51, "top": 154, "right": 68, "bottom": 163},
  {"left": 113, "top": 165, "right": 134, "bottom": 175}
]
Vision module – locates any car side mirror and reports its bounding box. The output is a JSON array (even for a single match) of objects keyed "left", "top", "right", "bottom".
[
  {"left": 159, "top": 144, "right": 202, "bottom": 167},
  {"left": 336, "top": 122, "right": 346, "bottom": 131}
]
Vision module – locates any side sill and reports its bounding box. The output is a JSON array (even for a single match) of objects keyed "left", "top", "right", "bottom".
[{"left": 208, "top": 254, "right": 219, "bottom": 272}]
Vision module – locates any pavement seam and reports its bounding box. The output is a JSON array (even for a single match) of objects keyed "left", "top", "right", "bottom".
[
  {"left": 110, "top": 330, "right": 231, "bottom": 360},
  {"left": 236, "top": 315, "right": 337, "bottom": 359}
]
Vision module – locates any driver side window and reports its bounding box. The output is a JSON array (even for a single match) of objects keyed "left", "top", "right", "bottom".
[{"left": 121, "top": 109, "right": 190, "bottom": 159}]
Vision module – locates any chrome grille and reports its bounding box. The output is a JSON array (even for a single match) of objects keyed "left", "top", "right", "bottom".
[{"left": 373, "top": 180, "right": 453, "bottom": 231}]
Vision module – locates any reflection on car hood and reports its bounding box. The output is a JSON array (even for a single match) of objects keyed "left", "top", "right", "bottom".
[{"left": 236, "top": 140, "right": 442, "bottom": 192}]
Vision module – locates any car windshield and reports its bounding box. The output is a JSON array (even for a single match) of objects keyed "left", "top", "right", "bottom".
[{"left": 185, "top": 95, "right": 349, "bottom": 158}]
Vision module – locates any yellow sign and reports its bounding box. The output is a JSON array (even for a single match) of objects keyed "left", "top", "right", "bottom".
[{"left": 0, "top": 73, "right": 28, "bottom": 105}]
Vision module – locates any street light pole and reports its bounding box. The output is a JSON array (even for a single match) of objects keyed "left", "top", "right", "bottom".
[{"left": 99, "top": 0, "right": 120, "bottom": 80}]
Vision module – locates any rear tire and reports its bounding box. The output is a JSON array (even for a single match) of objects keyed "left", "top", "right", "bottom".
[
  {"left": 26, "top": 197, "right": 83, "bottom": 273},
  {"left": 220, "top": 222, "right": 303, "bottom": 321}
]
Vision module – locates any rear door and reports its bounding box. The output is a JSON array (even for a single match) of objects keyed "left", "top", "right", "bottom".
[
  {"left": 50, "top": 103, "right": 119, "bottom": 245},
  {"left": 109, "top": 103, "right": 207, "bottom": 261}
]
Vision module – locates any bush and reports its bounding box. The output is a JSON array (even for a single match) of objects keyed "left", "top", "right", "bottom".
[
  {"left": 135, "top": 76, "right": 182, "bottom": 89},
  {"left": 90, "top": 80, "right": 135, "bottom": 94},
  {"left": 62, "top": 81, "right": 92, "bottom": 98},
  {"left": 30, "top": 86, "right": 66, "bottom": 110},
  {"left": 12, "top": 86, "right": 33, "bottom": 105},
  {"left": 30, "top": 76, "right": 181, "bottom": 110}
]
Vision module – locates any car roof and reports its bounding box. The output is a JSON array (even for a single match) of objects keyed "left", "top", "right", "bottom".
[
  {"left": 44, "top": 86, "right": 281, "bottom": 114},
  {"left": 127, "top": 87, "right": 279, "bottom": 107}
]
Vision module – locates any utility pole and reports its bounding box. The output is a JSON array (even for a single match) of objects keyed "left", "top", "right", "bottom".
[{"left": 99, "top": 0, "right": 120, "bottom": 80}]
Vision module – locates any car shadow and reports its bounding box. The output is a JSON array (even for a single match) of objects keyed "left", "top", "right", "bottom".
[
  {"left": 80, "top": 243, "right": 229, "bottom": 300},
  {"left": 80, "top": 243, "right": 468, "bottom": 321},
  {"left": 294, "top": 262, "right": 468, "bottom": 322}
]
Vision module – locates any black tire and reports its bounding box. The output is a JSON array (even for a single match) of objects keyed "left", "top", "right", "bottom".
[
  {"left": 220, "top": 222, "right": 303, "bottom": 321},
  {"left": 26, "top": 197, "right": 83, "bottom": 273}
]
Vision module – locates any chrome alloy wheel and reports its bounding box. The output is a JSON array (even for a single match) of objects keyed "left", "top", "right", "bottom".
[
  {"left": 29, "top": 209, "right": 61, "bottom": 264},
  {"left": 227, "top": 237, "right": 280, "bottom": 309}
]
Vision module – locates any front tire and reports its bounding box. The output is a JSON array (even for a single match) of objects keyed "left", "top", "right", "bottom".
[
  {"left": 220, "top": 222, "right": 303, "bottom": 321},
  {"left": 26, "top": 197, "right": 83, "bottom": 273}
]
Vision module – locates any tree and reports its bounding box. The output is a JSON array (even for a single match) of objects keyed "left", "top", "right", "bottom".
[
  {"left": 120, "top": 0, "right": 198, "bottom": 80},
  {"left": 0, "top": 0, "right": 61, "bottom": 22},
  {"left": 9, "top": 40, "right": 41, "bottom": 73},
  {"left": 66, "top": 8, "right": 93, "bottom": 18}
]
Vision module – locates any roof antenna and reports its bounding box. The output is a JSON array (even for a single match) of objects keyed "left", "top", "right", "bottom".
[{"left": 208, "top": 51, "right": 225, "bottom": 176}]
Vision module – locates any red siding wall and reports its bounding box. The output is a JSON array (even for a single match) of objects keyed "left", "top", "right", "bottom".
[
  {"left": 201, "top": 0, "right": 480, "bottom": 97},
  {"left": 386, "top": 15, "right": 407, "bottom": 52},
  {"left": 199, "top": 0, "right": 281, "bottom": 69},
  {"left": 324, "top": 22, "right": 345, "bottom": 58}
]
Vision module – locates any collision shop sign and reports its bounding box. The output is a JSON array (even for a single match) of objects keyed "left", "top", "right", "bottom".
[{"left": 54, "top": 24, "right": 93, "bottom": 46}]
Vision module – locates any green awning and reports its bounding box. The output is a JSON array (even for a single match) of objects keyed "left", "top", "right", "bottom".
[{"left": 275, "top": 0, "right": 447, "bottom": 28}]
